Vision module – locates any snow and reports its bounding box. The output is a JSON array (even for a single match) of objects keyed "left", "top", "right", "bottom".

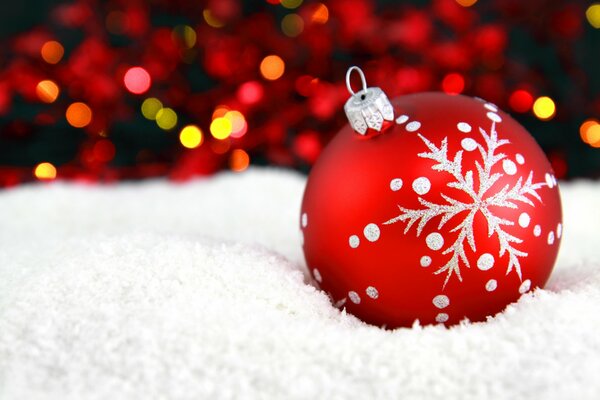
[{"left": 0, "top": 167, "right": 599, "bottom": 400}]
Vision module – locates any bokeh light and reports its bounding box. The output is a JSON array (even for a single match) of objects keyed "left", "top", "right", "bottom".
[
  {"left": 441, "top": 73, "right": 465, "bottom": 95},
  {"left": 34, "top": 162, "right": 57, "bottom": 180},
  {"left": 155, "top": 107, "right": 178, "bottom": 130},
  {"left": 509, "top": 89, "right": 534, "bottom": 113},
  {"left": 212, "top": 105, "right": 230, "bottom": 119},
  {"left": 587, "top": 125, "right": 600, "bottom": 148},
  {"left": 281, "top": 0, "right": 303, "bottom": 9},
  {"left": 36, "top": 80, "right": 60, "bottom": 103},
  {"left": 124, "top": 67, "right": 151, "bottom": 94},
  {"left": 203, "top": 9, "right": 225, "bottom": 28},
  {"left": 210, "top": 117, "right": 232, "bottom": 140},
  {"left": 141, "top": 98, "right": 163, "bottom": 120},
  {"left": 260, "top": 55, "right": 285, "bottom": 80},
  {"left": 281, "top": 14, "right": 304, "bottom": 37},
  {"left": 229, "top": 149, "right": 250, "bottom": 172},
  {"left": 172, "top": 25, "right": 197, "bottom": 48},
  {"left": 580, "top": 119, "right": 598, "bottom": 142},
  {"left": 532, "top": 96, "right": 556, "bottom": 120},
  {"left": 225, "top": 111, "right": 248, "bottom": 138},
  {"left": 40, "top": 41, "right": 64, "bottom": 64},
  {"left": 311, "top": 3, "right": 329, "bottom": 24},
  {"left": 66, "top": 102, "right": 92, "bottom": 128},
  {"left": 237, "top": 81, "right": 264, "bottom": 105},
  {"left": 586, "top": 4, "right": 600, "bottom": 29},
  {"left": 179, "top": 125, "right": 203, "bottom": 149},
  {"left": 455, "top": 0, "right": 478, "bottom": 7},
  {"left": 93, "top": 139, "right": 116, "bottom": 162}
]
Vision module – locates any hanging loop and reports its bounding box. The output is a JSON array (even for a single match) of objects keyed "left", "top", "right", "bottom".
[
  {"left": 343, "top": 65, "right": 394, "bottom": 135},
  {"left": 346, "top": 66, "right": 368, "bottom": 97}
]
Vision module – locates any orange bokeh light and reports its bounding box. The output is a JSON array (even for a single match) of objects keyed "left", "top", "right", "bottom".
[
  {"left": 260, "top": 55, "right": 285, "bottom": 80},
  {"left": 41, "top": 41, "right": 64, "bottom": 64},
  {"left": 229, "top": 149, "right": 250, "bottom": 172},
  {"left": 36, "top": 80, "right": 60, "bottom": 103},
  {"left": 34, "top": 162, "right": 57, "bottom": 180},
  {"left": 66, "top": 102, "right": 93, "bottom": 128}
]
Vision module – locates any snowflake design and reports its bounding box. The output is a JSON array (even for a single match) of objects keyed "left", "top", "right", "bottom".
[{"left": 384, "top": 121, "right": 545, "bottom": 287}]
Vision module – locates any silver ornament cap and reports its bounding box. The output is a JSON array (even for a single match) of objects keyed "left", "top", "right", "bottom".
[{"left": 344, "top": 66, "right": 394, "bottom": 135}]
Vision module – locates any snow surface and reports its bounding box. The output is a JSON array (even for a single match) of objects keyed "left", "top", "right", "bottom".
[{"left": 0, "top": 168, "right": 599, "bottom": 400}]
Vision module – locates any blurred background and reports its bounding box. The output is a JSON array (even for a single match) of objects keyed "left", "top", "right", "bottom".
[{"left": 0, "top": 0, "right": 599, "bottom": 187}]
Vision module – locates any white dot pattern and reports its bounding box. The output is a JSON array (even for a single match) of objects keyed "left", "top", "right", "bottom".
[
  {"left": 348, "top": 291, "right": 361, "bottom": 304},
  {"left": 432, "top": 295, "right": 450, "bottom": 309},
  {"left": 557, "top": 223, "right": 563, "bottom": 239},
  {"left": 545, "top": 173, "right": 554, "bottom": 188},
  {"left": 301, "top": 213, "right": 308, "bottom": 228},
  {"left": 515, "top": 153, "right": 525, "bottom": 164},
  {"left": 349, "top": 235, "right": 360, "bottom": 248},
  {"left": 435, "top": 313, "right": 449, "bottom": 323},
  {"left": 503, "top": 159, "right": 517, "bottom": 175},
  {"left": 487, "top": 112, "right": 502, "bottom": 123},
  {"left": 420, "top": 256, "right": 432, "bottom": 267},
  {"left": 484, "top": 103, "right": 498, "bottom": 112},
  {"left": 519, "top": 279, "right": 532, "bottom": 294},
  {"left": 477, "top": 253, "right": 495, "bottom": 271},
  {"left": 406, "top": 121, "right": 421, "bottom": 132},
  {"left": 426, "top": 233, "right": 444, "bottom": 251},
  {"left": 363, "top": 223, "right": 380, "bottom": 242},
  {"left": 485, "top": 279, "right": 498, "bottom": 292},
  {"left": 313, "top": 268, "right": 322, "bottom": 283},
  {"left": 395, "top": 115, "right": 409, "bottom": 124},
  {"left": 534, "top": 225, "right": 541, "bottom": 237},
  {"left": 548, "top": 231, "right": 555, "bottom": 245},
  {"left": 461, "top": 138, "right": 477, "bottom": 151},
  {"left": 412, "top": 177, "right": 431, "bottom": 195},
  {"left": 390, "top": 178, "right": 403, "bottom": 191},
  {"left": 457, "top": 122, "right": 472, "bottom": 133},
  {"left": 518, "top": 212, "right": 530, "bottom": 228},
  {"left": 366, "top": 286, "right": 379, "bottom": 299}
]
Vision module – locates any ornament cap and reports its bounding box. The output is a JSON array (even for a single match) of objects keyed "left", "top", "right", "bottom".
[{"left": 344, "top": 66, "right": 394, "bottom": 135}]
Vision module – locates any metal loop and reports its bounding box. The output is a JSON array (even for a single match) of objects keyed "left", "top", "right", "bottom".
[{"left": 346, "top": 66, "right": 368, "bottom": 97}]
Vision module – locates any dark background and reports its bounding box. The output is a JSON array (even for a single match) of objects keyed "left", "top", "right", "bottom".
[{"left": 0, "top": 0, "right": 598, "bottom": 186}]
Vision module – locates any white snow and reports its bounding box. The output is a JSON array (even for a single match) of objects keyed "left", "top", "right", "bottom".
[{"left": 0, "top": 168, "right": 600, "bottom": 400}]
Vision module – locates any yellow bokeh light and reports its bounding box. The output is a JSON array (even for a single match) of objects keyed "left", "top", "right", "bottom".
[
  {"left": 36, "top": 80, "right": 60, "bottom": 103},
  {"left": 587, "top": 125, "right": 600, "bottom": 147},
  {"left": 281, "top": 14, "right": 304, "bottom": 37},
  {"left": 532, "top": 96, "right": 556, "bottom": 121},
  {"left": 311, "top": 3, "right": 329, "bottom": 24},
  {"left": 40, "top": 41, "right": 64, "bottom": 64},
  {"left": 34, "top": 162, "right": 57, "bottom": 180},
  {"left": 281, "top": 0, "right": 303, "bottom": 9},
  {"left": 141, "top": 98, "right": 163, "bottom": 120},
  {"left": 155, "top": 107, "right": 178, "bottom": 130},
  {"left": 455, "top": 0, "right": 478, "bottom": 7},
  {"left": 260, "top": 55, "right": 285, "bottom": 81},
  {"left": 172, "top": 25, "right": 197, "bottom": 48},
  {"left": 229, "top": 149, "right": 250, "bottom": 172},
  {"left": 210, "top": 117, "right": 232, "bottom": 140},
  {"left": 586, "top": 4, "right": 600, "bottom": 29},
  {"left": 66, "top": 102, "right": 93, "bottom": 128},
  {"left": 179, "top": 125, "right": 203, "bottom": 149},
  {"left": 203, "top": 9, "right": 225, "bottom": 28}
]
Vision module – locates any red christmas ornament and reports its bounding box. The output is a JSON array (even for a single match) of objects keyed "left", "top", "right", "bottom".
[{"left": 301, "top": 67, "right": 562, "bottom": 328}]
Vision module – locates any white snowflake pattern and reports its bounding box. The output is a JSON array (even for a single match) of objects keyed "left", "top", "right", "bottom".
[{"left": 384, "top": 121, "right": 545, "bottom": 287}]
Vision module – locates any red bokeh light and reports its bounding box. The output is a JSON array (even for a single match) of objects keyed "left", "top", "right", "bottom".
[
  {"left": 123, "top": 66, "right": 151, "bottom": 94},
  {"left": 509, "top": 89, "right": 534, "bottom": 113},
  {"left": 237, "top": 81, "right": 264, "bottom": 105},
  {"left": 92, "top": 139, "right": 116, "bottom": 163},
  {"left": 441, "top": 73, "right": 465, "bottom": 95}
]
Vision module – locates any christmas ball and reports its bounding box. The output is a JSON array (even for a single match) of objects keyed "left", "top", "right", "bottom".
[{"left": 300, "top": 67, "right": 562, "bottom": 328}]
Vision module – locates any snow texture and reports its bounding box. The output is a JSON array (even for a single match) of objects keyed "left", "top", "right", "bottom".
[{"left": 0, "top": 168, "right": 599, "bottom": 400}]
